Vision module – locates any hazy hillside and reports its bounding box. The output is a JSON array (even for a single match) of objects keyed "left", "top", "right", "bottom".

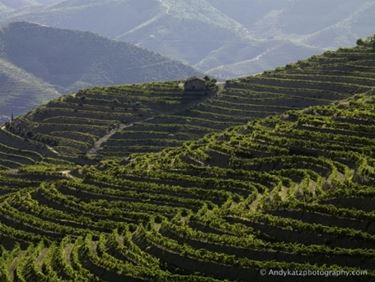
[
  {"left": 208, "top": 0, "right": 369, "bottom": 37},
  {"left": 0, "top": 0, "right": 38, "bottom": 9},
  {"left": 0, "top": 2, "right": 10, "bottom": 12},
  {"left": 0, "top": 21, "right": 199, "bottom": 123},
  {"left": 2, "top": 0, "right": 374, "bottom": 78},
  {"left": 0, "top": 0, "right": 60, "bottom": 9},
  {"left": 35, "top": 0, "right": 61, "bottom": 5},
  {"left": 199, "top": 39, "right": 322, "bottom": 78},
  {"left": 4, "top": 0, "right": 261, "bottom": 67},
  {"left": 0, "top": 58, "right": 60, "bottom": 122},
  {"left": 305, "top": 2, "right": 375, "bottom": 49},
  {"left": 0, "top": 22, "right": 199, "bottom": 93}
]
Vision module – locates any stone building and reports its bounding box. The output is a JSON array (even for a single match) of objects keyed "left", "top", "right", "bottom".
[{"left": 184, "top": 77, "right": 207, "bottom": 92}]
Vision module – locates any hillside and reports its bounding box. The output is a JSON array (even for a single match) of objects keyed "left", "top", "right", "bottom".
[
  {"left": 0, "top": 22, "right": 199, "bottom": 92},
  {"left": 3, "top": 0, "right": 265, "bottom": 73},
  {"left": 0, "top": 0, "right": 67, "bottom": 10},
  {"left": 304, "top": 2, "right": 375, "bottom": 49},
  {"left": 0, "top": 71, "right": 373, "bottom": 280},
  {"left": 0, "top": 21, "right": 199, "bottom": 123},
  {"left": 208, "top": 0, "right": 373, "bottom": 37},
  {"left": 5, "top": 36, "right": 374, "bottom": 162},
  {"left": 0, "top": 0, "right": 38, "bottom": 9},
  {"left": 0, "top": 2, "right": 11, "bottom": 13},
  {"left": 0, "top": 58, "right": 60, "bottom": 122},
  {"left": 2, "top": 0, "right": 375, "bottom": 78},
  {"left": 0, "top": 36, "right": 374, "bottom": 281},
  {"left": 101, "top": 39, "right": 375, "bottom": 158},
  {"left": 5, "top": 81, "right": 210, "bottom": 159}
]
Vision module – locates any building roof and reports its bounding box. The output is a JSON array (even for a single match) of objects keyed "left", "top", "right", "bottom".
[{"left": 186, "top": 76, "right": 205, "bottom": 82}]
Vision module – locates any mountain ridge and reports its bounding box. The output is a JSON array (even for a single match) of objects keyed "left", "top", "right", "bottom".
[
  {"left": 0, "top": 57, "right": 60, "bottom": 122},
  {"left": 2, "top": 0, "right": 374, "bottom": 79},
  {"left": 0, "top": 21, "right": 200, "bottom": 121}
]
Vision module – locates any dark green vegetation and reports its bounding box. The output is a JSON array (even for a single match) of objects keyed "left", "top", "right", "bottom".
[
  {"left": 0, "top": 37, "right": 374, "bottom": 281},
  {"left": 0, "top": 21, "right": 199, "bottom": 121},
  {"left": 5, "top": 81, "right": 208, "bottom": 159}
]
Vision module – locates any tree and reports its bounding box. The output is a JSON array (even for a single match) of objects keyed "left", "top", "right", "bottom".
[{"left": 356, "top": 38, "right": 364, "bottom": 46}]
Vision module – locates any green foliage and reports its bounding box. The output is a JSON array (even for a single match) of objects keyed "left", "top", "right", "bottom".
[{"left": 0, "top": 37, "right": 374, "bottom": 281}]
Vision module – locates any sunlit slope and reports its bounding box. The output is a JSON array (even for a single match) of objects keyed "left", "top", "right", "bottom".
[
  {"left": 99, "top": 38, "right": 375, "bottom": 158},
  {"left": 0, "top": 89, "right": 373, "bottom": 281},
  {"left": 6, "top": 81, "right": 206, "bottom": 158}
]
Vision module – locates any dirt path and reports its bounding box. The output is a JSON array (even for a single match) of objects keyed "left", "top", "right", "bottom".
[
  {"left": 86, "top": 123, "right": 134, "bottom": 159},
  {"left": 61, "top": 170, "right": 74, "bottom": 178},
  {"left": 47, "top": 145, "right": 60, "bottom": 156},
  {"left": 216, "top": 81, "right": 226, "bottom": 96},
  {"left": 1, "top": 125, "right": 60, "bottom": 156},
  {"left": 85, "top": 81, "right": 225, "bottom": 160},
  {"left": 86, "top": 117, "right": 156, "bottom": 160}
]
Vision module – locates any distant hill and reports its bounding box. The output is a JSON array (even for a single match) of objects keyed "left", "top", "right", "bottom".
[
  {"left": 0, "top": 21, "right": 199, "bottom": 121},
  {"left": 197, "top": 40, "right": 321, "bottom": 78},
  {"left": 0, "top": 0, "right": 59, "bottom": 9},
  {"left": 2, "top": 0, "right": 374, "bottom": 78},
  {"left": 304, "top": 2, "right": 375, "bottom": 49},
  {"left": 34, "top": 0, "right": 60, "bottom": 5},
  {"left": 0, "top": 0, "right": 323, "bottom": 79},
  {"left": 0, "top": 0, "right": 38, "bottom": 9},
  {"left": 0, "top": 58, "right": 59, "bottom": 123},
  {"left": 0, "top": 22, "right": 200, "bottom": 93},
  {"left": 0, "top": 2, "right": 8, "bottom": 10},
  {"left": 2, "top": 0, "right": 258, "bottom": 66},
  {"left": 208, "top": 0, "right": 368, "bottom": 36}
]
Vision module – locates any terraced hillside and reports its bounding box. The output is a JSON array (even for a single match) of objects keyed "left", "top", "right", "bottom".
[
  {"left": 0, "top": 87, "right": 374, "bottom": 281},
  {"left": 99, "top": 40, "right": 375, "bottom": 158},
  {"left": 0, "top": 126, "right": 57, "bottom": 170},
  {"left": 6, "top": 38, "right": 375, "bottom": 162},
  {"left": 0, "top": 36, "right": 374, "bottom": 281},
  {"left": 6, "top": 81, "right": 209, "bottom": 159}
]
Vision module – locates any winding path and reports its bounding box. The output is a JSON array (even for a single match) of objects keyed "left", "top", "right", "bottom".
[
  {"left": 86, "top": 123, "right": 134, "bottom": 159},
  {"left": 85, "top": 81, "right": 224, "bottom": 160},
  {"left": 86, "top": 117, "right": 155, "bottom": 159}
]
